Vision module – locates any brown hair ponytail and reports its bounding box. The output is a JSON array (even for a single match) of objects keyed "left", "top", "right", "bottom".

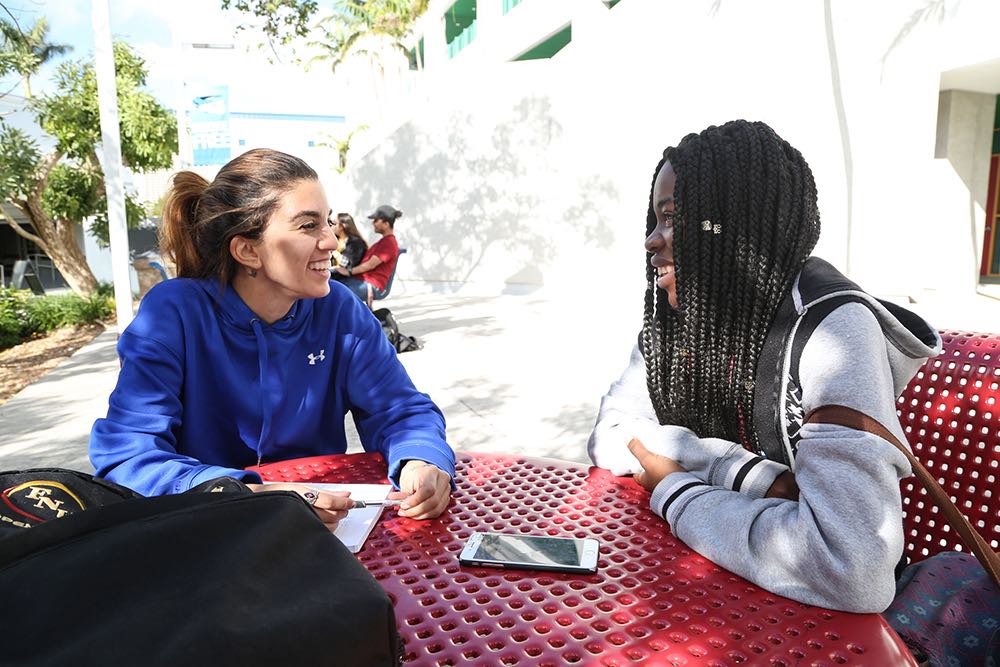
[
  {"left": 160, "top": 171, "right": 209, "bottom": 279},
  {"left": 158, "top": 149, "right": 318, "bottom": 283}
]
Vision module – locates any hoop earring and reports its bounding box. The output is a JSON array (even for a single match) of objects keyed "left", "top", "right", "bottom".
[{"left": 248, "top": 267, "right": 258, "bottom": 278}]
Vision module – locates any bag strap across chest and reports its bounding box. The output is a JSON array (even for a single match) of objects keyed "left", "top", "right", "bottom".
[{"left": 752, "top": 258, "right": 877, "bottom": 465}]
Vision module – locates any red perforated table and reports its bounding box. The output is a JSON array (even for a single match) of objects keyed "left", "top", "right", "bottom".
[{"left": 254, "top": 452, "right": 916, "bottom": 666}]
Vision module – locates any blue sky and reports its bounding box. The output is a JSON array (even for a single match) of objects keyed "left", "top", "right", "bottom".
[
  {"left": 4, "top": 0, "right": 251, "bottom": 106},
  {"left": 3, "top": 0, "right": 347, "bottom": 145}
]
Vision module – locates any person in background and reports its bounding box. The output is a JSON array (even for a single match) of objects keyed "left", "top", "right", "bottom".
[
  {"left": 588, "top": 121, "right": 943, "bottom": 618},
  {"left": 90, "top": 150, "right": 454, "bottom": 527},
  {"left": 331, "top": 212, "right": 368, "bottom": 272},
  {"left": 333, "top": 204, "right": 401, "bottom": 304}
]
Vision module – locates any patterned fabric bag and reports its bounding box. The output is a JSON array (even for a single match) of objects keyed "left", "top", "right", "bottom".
[
  {"left": 885, "top": 552, "right": 1000, "bottom": 667},
  {"left": 802, "top": 408, "right": 999, "bottom": 666}
]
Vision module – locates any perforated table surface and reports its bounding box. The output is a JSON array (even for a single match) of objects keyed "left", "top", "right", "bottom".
[{"left": 254, "top": 452, "right": 916, "bottom": 666}]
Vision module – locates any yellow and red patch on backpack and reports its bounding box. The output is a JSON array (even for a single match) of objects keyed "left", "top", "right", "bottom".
[{"left": 2, "top": 481, "right": 88, "bottom": 528}]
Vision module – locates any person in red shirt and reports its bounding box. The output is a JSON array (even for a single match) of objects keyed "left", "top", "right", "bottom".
[{"left": 333, "top": 204, "right": 401, "bottom": 304}]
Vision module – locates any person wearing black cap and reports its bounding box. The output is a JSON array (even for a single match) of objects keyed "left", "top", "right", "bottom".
[{"left": 333, "top": 204, "right": 402, "bottom": 304}]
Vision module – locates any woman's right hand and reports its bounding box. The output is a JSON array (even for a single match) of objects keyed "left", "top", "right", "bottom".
[
  {"left": 246, "top": 483, "right": 354, "bottom": 531},
  {"left": 627, "top": 438, "right": 688, "bottom": 491}
]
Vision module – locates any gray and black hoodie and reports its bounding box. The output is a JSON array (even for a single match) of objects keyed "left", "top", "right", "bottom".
[{"left": 588, "top": 257, "right": 941, "bottom": 613}]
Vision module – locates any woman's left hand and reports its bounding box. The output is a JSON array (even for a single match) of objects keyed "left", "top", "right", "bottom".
[
  {"left": 391, "top": 460, "right": 452, "bottom": 519},
  {"left": 628, "top": 438, "right": 688, "bottom": 491},
  {"left": 334, "top": 266, "right": 349, "bottom": 276}
]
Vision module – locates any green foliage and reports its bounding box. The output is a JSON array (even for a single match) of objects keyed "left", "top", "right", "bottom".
[
  {"left": 0, "top": 288, "right": 31, "bottom": 349},
  {"left": 0, "top": 287, "right": 113, "bottom": 350},
  {"left": 36, "top": 42, "right": 177, "bottom": 170},
  {"left": 149, "top": 192, "right": 167, "bottom": 216},
  {"left": 223, "top": 1, "right": 429, "bottom": 71},
  {"left": 86, "top": 192, "right": 147, "bottom": 247},
  {"left": 0, "top": 39, "right": 180, "bottom": 246},
  {"left": 309, "top": 1, "right": 430, "bottom": 71},
  {"left": 41, "top": 162, "right": 102, "bottom": 221},
  {"left": 222, "top": 0, "right": 319, "bottom": 46},
  {"left": 22, "top": 293, "right": 85, "bottom": 331},
  {"left": 319, "top": 124, "right": 369, "bottom": 173},
  {"left": 0, "top": 17, "right": 70, "bottom": 93},
  {"left": 24, "top": 292, "right": 113, "bottom": 331},
  {"left": 0, "top": 122, "right": 41, "bottom": 202},
  {"left": 40, "top": 163, "right": 145, "bottom": 244}
]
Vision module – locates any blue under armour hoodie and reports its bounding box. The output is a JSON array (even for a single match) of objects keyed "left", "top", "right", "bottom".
[{"left": 89, "top": 278, "right": 454, "bottom": 496}]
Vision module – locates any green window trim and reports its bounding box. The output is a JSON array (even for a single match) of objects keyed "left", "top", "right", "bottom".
[
  {"left": 445, "top": 0, "right": 477, "bottom": 59},
  {"left": 408, "top": 37, "right": 425, "bottom": 70},
  {"left": 512, "top": 23, "right": 571, "bottom": 62},
  {"left": 502, "top": 0, "right": 523, "bottom": 14}
]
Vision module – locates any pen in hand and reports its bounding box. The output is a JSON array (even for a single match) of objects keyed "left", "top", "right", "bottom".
[{"left": 350, "top": 499, "right": 404, "bottom": 510}]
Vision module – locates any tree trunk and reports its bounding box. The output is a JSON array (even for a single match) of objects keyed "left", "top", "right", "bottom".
[
  {"left": 47, "top": 218, "right": 99, "bottom": 298},
  {"left": 6, "top": 196, "right": 100, "bottom": 297},
  {"left": 2, "top": 150, "right": 100, "bottom": 297}
]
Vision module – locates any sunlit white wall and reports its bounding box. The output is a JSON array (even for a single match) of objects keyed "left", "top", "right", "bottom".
[{"left": 336, "top": 0, "right": 1000, "bottom": 309}]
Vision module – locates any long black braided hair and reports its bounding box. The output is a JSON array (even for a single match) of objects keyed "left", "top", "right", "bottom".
[{"left": 641, "top": 120, "right": 821, "bottom": 451}]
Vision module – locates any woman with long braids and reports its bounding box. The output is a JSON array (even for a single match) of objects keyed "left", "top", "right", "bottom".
[{"left": 588, "top": 121, "right": 943, "bottom": 614}]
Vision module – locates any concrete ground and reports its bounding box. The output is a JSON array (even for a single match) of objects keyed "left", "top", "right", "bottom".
[
  {"left": 1, "top": 284, "right": 997, "bottom": 474},
  {"left": 0, "top": 289, "right": 639, "bottom": 474}
]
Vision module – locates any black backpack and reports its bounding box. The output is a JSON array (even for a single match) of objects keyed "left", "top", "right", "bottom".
[
  {"left": 373, "top": 307, "right": 420, "bottom": 353},
  {"left": 752, "top": 257, "right": 939, "bottom": 466},
  {"left": 0, "top": 469, "right": 403, "bottom": 667}
]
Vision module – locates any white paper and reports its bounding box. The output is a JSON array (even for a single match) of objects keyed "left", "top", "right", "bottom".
[{"left": 264, "top": 482, "right": 393, "bottom": 553}]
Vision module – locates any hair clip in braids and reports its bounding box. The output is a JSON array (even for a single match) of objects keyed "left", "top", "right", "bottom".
[{"left": 701, "top": 220, "right": 723, "bottom": 235}]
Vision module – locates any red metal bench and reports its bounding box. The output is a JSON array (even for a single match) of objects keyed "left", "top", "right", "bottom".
[{"left": 897, "top": 330, "right": 1000, "bottom": 563}]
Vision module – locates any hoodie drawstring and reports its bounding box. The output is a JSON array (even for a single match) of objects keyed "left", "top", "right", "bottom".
[{"left": 250, "top": 318, "right": 271, "bottom": 467}]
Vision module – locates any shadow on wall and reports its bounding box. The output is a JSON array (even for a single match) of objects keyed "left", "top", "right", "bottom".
[{"left": 350, "top": 95, "right": 618, "bottom": 288}]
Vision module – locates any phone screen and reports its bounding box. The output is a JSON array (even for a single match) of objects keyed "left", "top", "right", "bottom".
[{"left": 469, "top": 533, "right": 587, "bottom": 567}]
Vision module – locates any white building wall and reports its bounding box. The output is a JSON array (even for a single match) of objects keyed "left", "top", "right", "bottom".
[
  {"left": 338, "top": 0, "right": 1000, "bottom": 308},
  {"left": 932, "top": 90, "right": 994, "bottom": 293}
]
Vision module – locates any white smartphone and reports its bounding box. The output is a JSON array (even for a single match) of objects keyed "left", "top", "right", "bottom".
[{"left": 459, "top": 532, "right": 599, "bottom": 575}]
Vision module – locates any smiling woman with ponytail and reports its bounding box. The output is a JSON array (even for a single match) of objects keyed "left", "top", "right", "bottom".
[{"left": 90, "top": 149, "right": 455, "bottom": 524}]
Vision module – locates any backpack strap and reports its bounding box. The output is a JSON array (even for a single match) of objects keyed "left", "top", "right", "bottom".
[
  {"left": 755, "top": 292, "right": 879, "bottom": 465},
  {"left": 752, "top": 285, "right": 799, "bottom": 464},
  {"left": 783, "top": 295, "right": 880, "bottom": 459},
  {"left": 806, "top": 405, "right": 1000, "bottom": 590},
  {"left": 753, "top": 256, "right": 894, "bottom": 465}
]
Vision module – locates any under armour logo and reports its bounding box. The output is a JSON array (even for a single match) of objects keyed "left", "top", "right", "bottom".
[{"left": 308, "top": 349, "right": 326, "bottom": 365}]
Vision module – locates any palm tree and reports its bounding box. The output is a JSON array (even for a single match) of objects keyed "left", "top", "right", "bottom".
[
  {"left": 0, "top": 16, "right": 70, "bottom": 99},
  {"left": 322, "top": 124, "right": 369, "bottom": 173},
  {"left": 307, "top": 0, "right": 429, "bottom": 128},
  {"left": 308, "top": 0, "right": 429, "bottom": 73}
]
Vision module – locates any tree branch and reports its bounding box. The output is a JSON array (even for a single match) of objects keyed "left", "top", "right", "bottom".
[
  {"left": 32, "top": 149, "right": 63, "bottom": 200},
  {"left": 0, "top": 3, "right": 25, "bottom": 37},
  {"left": 90, "top": 148, "right": 106, "bottom": 194},
  {"left": 0, "top": 200, "right": 45, "bottom": 247}
]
